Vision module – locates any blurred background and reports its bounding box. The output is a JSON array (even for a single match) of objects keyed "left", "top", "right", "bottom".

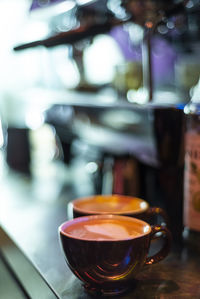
[
  {"left": 0, "top": 0, "right": 200, "bottom": 225},
  {"left": 0, "top": 0, "right": 199, "bottom": 187},
  {"left": 0, "top": 0, "right": 200, "bottom": 205}
]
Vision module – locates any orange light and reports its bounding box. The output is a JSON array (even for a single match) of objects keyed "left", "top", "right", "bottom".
[{"left": 145, "top": 21, "right": 153, "bottom": 29}]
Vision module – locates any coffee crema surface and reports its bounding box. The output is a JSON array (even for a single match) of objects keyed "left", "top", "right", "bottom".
[
  {"left": 73, "top": 195, "right": 148, "bottom": 214},
  {"left": 63, "top": 216, "right": 150, "bottom": 241}
]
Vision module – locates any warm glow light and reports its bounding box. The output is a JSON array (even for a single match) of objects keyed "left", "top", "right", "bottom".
[{"left": 145, "top": 21, "right": 153, "bottom": 29}]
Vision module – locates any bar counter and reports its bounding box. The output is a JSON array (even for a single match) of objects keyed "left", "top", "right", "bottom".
[{"left": 1, "top": 158, "right": 200, "bottom": 299}]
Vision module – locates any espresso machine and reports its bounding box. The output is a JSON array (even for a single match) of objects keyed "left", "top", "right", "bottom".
[{"left": 13, "top": 0, "right": 200, "bottom": 240}]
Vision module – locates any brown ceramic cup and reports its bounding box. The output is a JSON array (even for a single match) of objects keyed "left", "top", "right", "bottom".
[
  {"left": 71, "top": 194, "right": 169, "bottom": 226},
  {"left": 59, "top": 214, "right": 171, "bottom": 296}
]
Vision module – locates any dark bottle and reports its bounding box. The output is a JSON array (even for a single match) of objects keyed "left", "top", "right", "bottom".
[{"left": 183, "top": 86, "right": 200, "bottom": 252}]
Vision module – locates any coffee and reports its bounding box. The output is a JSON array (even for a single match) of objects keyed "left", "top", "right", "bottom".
[
  {"left": 59, "top": 214, "right": 171, "bottom": 296},
  {"left": 62, "top": 217, "right": 150, "bottom": 241},
  {"left": 73, "top": 195, "right": 148, "bottom": 214},
  {"left": 71, "top": 195, "right": 169, "bottom": 228}
]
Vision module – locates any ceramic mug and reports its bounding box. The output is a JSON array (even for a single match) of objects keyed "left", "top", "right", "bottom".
[
  {"left": 71, "top": 194, "right": 169, "bottom": 225},
  {"left": 59, "top": 214, "right": 171, "bottom": 296}
]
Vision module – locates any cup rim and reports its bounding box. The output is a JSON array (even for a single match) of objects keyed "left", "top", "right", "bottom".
[
  {"left": 59, "top": 214, "right": 151, "bottom": 242},
  {"left": 72, "top": 194, "right": 149, "bottom": 216}
]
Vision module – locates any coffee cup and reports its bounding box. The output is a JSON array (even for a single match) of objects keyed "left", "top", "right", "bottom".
[
  {"left": 71, "top": 194, "right": 169, "bottom": 226},
  {"left": 59, "top": 214, "right": 171, "bottom": 296}
]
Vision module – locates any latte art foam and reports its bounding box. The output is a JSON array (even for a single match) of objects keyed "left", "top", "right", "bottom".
[
  {"left": 75, "top": 223, "right": 140, "bottom": 240},
  {"left": 65, "top": 218, "right": 148, "bottom": 241},
  {"left": 73, "top": 195, "right": 148, "bottom": 214}
]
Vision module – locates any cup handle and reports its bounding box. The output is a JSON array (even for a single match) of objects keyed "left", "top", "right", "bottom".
[
  {"left": 146, "top": 207, "right": 170, "bottom": 226},
  {"left": 145, "top": 225, "right": 172, "bottom": 265}
]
